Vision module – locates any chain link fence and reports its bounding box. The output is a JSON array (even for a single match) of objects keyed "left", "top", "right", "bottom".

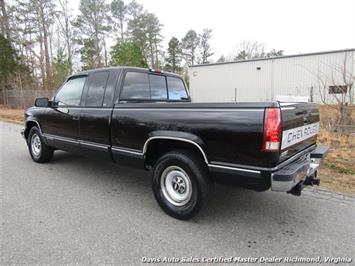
[{"left": 1, "top": 88, "right": 56, "bottom": 108}]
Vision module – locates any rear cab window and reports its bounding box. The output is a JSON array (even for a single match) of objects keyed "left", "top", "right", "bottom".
[
  {"left": 84, "top": 71, "right": 110, "bottom": 107},
  {"left": 149, "top": 74, "right": 168, "bottom": 100},
  {"left": 167, "top": 77, "right": 188, "bottom": 100},
  {"left": 120, "top": 70, "right": 188, "bottom": 102},
  {"left": 120, "top": 72, "right": 150, "bottom": 100}
]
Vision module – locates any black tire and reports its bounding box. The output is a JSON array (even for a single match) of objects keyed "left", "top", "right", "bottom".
[
  {"left": 27, "top": 127, "right": 54, "bottom": 163},
  {"left": 151, "top": 150, "right": 212, "bottom": 220}
]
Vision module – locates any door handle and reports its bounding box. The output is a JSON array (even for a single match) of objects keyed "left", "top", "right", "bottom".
[{"left": 72, "top": 115, "right": 80, "bottom": 121}]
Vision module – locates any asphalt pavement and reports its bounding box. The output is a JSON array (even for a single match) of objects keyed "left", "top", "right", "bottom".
[{"left": 1, "top": 121, "right": 354, "bottom": 265}]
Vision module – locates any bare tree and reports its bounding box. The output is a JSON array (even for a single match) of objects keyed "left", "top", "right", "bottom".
[
  {"left": 57, "top": 0, "right": 74, "bottom": 73},
  {"left": 0, "top": 0, "right": 11, "bottom": 39},
  {"left": 35, "top": 0, "right": 56, "bottom": 90},
  {"left": 181, "top": 30, "right": 200, "bottom": 66},
  {"left": 199, "top": 28, "right": 213, "bottom": 64},
  {"left": 316, "top": 52, "right": 354, "bottom": 130},
  {"left": 234, "top": 40, "right": 265, "bottom": 60}
]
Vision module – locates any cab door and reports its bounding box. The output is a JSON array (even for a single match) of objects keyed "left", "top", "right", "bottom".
[
  {"left": 41, "top": 75, "right": 87, "bottom": 153},
  {"left": 78, "top": 69, "right": 119, "bottom": 159}
]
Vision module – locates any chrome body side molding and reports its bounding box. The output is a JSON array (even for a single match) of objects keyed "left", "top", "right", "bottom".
[
  {"left": 111, "top": 146, "right": 143, "bottom": 156},
  {"left": 142, "top": 136, "right": 209, "bottom": 164}
]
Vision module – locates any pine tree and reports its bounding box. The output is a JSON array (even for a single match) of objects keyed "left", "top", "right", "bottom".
[
  {"left": 127, "top": 11, "right": 162, "bottom": 68},
  {"left": 165, "top": 37, "right": 182, "bottom": 73},
  {"left": 74, "top": 0, "right": 111, "bottom": 69},
  {"left": 110, "top": 0, "right": 127, "bottom": 42},
  {"left": 110, "top": 41, "right": 147, "bottom": 67}
]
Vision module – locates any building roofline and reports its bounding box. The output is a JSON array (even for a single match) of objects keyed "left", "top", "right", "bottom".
[{"left": 190, "top": 48, "right": 355, "bottom": 68}]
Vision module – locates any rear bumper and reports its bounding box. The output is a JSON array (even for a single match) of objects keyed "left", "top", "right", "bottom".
[{"left": 271, "top": 145, "right": 329, "bottom": 193}]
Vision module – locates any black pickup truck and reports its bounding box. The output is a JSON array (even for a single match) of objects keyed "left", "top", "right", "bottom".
[{"left": 22, "top": 67, "right": 328, "bottom": 219}]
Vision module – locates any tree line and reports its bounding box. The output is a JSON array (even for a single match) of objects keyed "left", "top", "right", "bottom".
[{"left": 0, "top": 0, "right": 284, "bottom": 98}]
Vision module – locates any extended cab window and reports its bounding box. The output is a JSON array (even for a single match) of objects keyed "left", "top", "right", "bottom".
[
  {"left": 55, "top": 76, "right": 86, "bottom": 106},
  {"left": 85, "top": 71, "right": 109, "bottom": 107},
  {"left": 149, "top": 74, "right": 167, "bottom": 100},
  {"left": 121, "top": 72, "right": 150, "bottom": 100},
  {"left": 167, "top": 77, "right": 188, "bottom": 100}
]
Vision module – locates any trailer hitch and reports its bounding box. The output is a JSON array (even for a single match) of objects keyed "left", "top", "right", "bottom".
[{"left": 287, "top": 174, "right": 320, "bottom": 196}]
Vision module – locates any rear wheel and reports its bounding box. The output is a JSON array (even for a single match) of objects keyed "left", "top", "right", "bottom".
[
  {"left": 27, "top": 127, "right": 54, "bottom": 163},
  {"left": 151, "top": 150, "right": 212, "bottom": 220}
]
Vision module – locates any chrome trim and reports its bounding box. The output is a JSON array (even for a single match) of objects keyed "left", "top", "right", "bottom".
[
  {"left": 41, "top": 132, "right": 317, "bottom": 177},
  {"left": 210, "top": 144, "right": 317, "bottom": 173},
  {"left": 45, "top": 134, "right": 110, "bottom": 149},
  {"left": 271, "top": 164, "right": 309, "bottom": 192},
  {"left": 208, "top": 163, "right": 261, "bottom": 174},
  {"left": 280, "top": 107, "right": 296, "bottom": 110},
  {"left": 143, "top": 136, "right": 209, "bottom": 164},
  {"left": 160, "top": 165, "right": 192, "bottom": 206},
  {"left": 80, "top": 141, "right": 109, "bottom": 150},
  {"left": 43, "top": 134, "right": 79, "bottom": 144},
  {"left": 111, "top": 146, "right": 143, "bottom": 156},
  {"left": 49, "top": 107, "right": 261, "bottom": 112},
  {"left": 271, "top": 178, "right": 298, "bottom": 192},
  {"left": 114, "top": 108, "right": 263, "bottom": 112}
]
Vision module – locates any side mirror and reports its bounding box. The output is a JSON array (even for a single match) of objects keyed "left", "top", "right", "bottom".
[{"left": 35, "top": 97, "right": 50, "bottom": 107}]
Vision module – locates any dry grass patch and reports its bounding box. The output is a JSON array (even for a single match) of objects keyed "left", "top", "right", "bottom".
[
  {"left": 0, "top": 105, "right": 24, "bottom": 124},
  {"left": 317, "top": 130, "right": 355, "bottom": 193},
  {"left": 317, "top": 105, "right": 355, "bottom": 194}
]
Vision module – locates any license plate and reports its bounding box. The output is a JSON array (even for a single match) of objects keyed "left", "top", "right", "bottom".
[{"left": 281, "top": 122, "right": 319, "bottom": 149}]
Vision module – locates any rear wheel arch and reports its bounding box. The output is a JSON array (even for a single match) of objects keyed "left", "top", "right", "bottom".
[{"left": 143, "top": 136, "right": 209, "bottom": 168}]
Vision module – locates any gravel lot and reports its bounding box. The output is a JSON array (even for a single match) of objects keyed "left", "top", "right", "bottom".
[{"left": 1, "top": 121, "right": 354, "bottom": 265}]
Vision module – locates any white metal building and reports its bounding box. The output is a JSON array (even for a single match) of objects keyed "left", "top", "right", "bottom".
[{"left": 189, "top": 49, "right": 355, "bottom": 103}]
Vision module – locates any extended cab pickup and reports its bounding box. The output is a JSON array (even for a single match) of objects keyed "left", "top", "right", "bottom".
[{"left": 23, "top": 67, "right": 328, "bottom": 220}]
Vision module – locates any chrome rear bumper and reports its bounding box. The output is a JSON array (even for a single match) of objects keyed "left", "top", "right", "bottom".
[{"left": 271, "top": 145, "right": 329, "bottom": 194}]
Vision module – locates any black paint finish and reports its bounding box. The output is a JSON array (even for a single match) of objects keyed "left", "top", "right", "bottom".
[{"left": 23, "top": 67, "right": 320, "bottom": 191}]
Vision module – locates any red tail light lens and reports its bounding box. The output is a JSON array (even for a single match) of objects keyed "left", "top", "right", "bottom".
[{"left": 262, "top": 108, "right": 281, "bottom": 151}]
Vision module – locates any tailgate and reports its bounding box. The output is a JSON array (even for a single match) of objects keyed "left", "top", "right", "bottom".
[{"left": 279, "top": 102, "right": 320, "bottom": 162}]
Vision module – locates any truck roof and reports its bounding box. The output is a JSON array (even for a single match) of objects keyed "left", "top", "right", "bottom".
[{"left": 71, "top": 66, "right": 182, "bottom": 79}]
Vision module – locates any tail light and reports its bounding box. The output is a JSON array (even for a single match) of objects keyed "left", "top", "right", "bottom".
[{"left": 262, "top": 108, "right": 281, "bottom": 152}]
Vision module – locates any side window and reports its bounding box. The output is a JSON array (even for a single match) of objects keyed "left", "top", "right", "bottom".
[
  {"left": 85, "top": 71, "right": 109, "bottom": 107},
  {"left": 149, "top": 74, "right": 167, "bottom": 100},
  {"left": 55, "top": 76, "right": 86, "bottom": 106},
  {"left": 121, "top": 72, "right": 150, "bottom": 100},
  {"left": 167, "top": 77, "right": 188, "bottom": 100}
]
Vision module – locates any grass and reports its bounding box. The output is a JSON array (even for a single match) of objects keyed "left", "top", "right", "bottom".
[
  {"left": 0, "top": 104, "right": 354, "bottom": 194},
  {"left": 317, "top": 105, "right": 355, "bottom": 193},
  {"left": 0, "top": 104, "right": 24, "bottom": 124}
]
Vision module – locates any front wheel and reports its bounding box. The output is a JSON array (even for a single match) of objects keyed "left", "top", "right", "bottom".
[
  {"left": 27, "top": 127, "right": 54, "bottom": 163},
  {"left": 151, "top": 150, "right": 212, "bottom": 220}
]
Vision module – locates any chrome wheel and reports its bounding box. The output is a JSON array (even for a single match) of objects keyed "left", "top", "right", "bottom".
[
  {"left": 31, "top": 133, "right": 41, "bottom": 157},
  {"left": 161, "top": 166, "right": 192, "bottom": 206}
]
